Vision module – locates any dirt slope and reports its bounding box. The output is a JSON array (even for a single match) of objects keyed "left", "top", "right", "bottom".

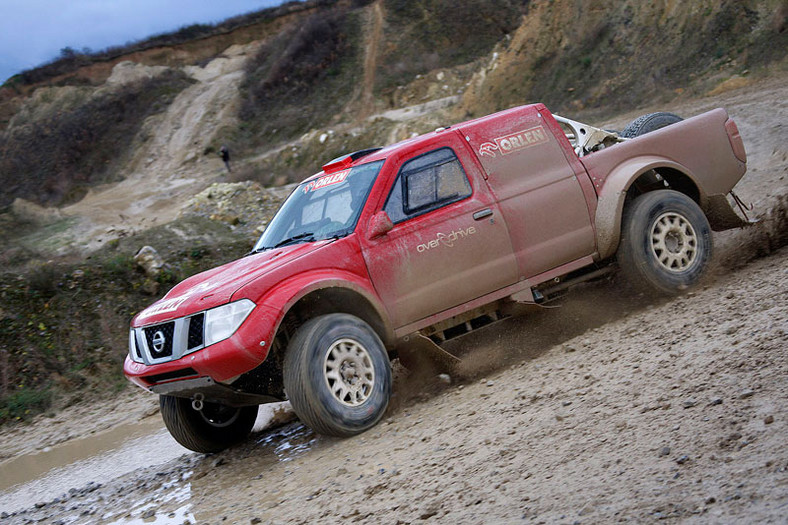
[
  {"left": 53, "top": 42, "right": 262, "bottom": 253},
  {"left": 3, "top": 246, "right": 785, "bottom": 524}
]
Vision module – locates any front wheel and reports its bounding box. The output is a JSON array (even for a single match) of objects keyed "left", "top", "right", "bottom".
[
  {"left": 159, "top": 395, "right": 258, "bottom": 453},
  {"left": 284, "top": 313, "right": 391, "bottom": 437},
  {"left": 617, "top": 190, "right": 712, "bottom": 295}
]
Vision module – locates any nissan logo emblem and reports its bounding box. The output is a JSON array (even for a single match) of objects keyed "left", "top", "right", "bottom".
[{"left": 152, "top": 330, "right": 166, "bottom": 353}]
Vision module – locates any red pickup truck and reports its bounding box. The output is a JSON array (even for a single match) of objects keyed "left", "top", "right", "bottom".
[{"left": 124, "top": 104, "right": 749, "bottom": 452}]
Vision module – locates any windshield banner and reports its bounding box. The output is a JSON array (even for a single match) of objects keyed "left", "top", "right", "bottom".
[{"left": 303, "top": 170, "right": 350, "bottom": 193}]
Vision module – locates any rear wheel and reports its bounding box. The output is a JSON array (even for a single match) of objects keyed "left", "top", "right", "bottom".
[
  {"left": 620, "top": 112, "right": 683, "bottom": 138},
  {"left": 618, "top": 190, "right": 712, "bottom": 295},
  {"left": 159, "top": 395, "right": 257, "bottom": 453},
  {"left": 284, "top": 314, "right": 391, "bottom": 437}
]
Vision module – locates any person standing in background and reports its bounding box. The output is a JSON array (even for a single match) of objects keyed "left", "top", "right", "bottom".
[{"left": 219, "top": 145, "right": 231, "bottom": 172}]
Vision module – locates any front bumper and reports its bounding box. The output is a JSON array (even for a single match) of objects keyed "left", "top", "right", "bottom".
[
  {"left": 124, "top": 303, "right": 280, "bottom": 392},
  {"left": 148, "top": 376, "right": 279, "bottom": 407}
]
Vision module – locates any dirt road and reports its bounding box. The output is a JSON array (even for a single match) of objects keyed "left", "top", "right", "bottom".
[{"left": 1, "top": 74, "right": 786, "bottom": 524}]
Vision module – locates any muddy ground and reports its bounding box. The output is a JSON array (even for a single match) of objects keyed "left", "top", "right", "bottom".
[{"left": 1, "top": 74, "right": 786, "bottom": 523}]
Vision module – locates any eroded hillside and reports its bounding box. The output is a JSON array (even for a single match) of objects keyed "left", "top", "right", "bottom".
[
  {"left": 1, "top": 0, "right": 784, "bottom": 250},
  {"left": 461, "top": 0, "right": 788, "bottom": 117}
]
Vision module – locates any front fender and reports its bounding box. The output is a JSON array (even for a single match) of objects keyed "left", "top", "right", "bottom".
[
  {"left": 257, "top": 269, "right": 394, "bottom": 346},
  {"left": 593, "top": 156, "right": 701, "bottom": 260}
]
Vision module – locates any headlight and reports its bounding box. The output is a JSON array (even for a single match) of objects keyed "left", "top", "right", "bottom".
[{"left": 204, "top": 299, "right": 256, "bottom": 347}]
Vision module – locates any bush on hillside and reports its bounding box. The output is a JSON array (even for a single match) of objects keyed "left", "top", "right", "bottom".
[
  {"left": 377, "top": 0, "right": 524, "bottom": 91},
  {"left": 0, "top": 70, "right": 194, "bottom": 207},
  {"left": 237, "top": 7, "right": 362, "bottom": 147},
  {"left": 0, "top": 217, "right": 252, "bottom": 426}
]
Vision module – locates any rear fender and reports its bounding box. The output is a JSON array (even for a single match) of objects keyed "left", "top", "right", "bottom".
[{"left": 594, "top": 156, "right": 702, "bottom": 260}]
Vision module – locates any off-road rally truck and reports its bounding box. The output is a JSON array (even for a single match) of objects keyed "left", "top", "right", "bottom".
[{"left": 124, "top": 104, "right": 751, "bottom": 453}]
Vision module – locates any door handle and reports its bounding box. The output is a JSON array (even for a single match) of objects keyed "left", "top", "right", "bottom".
[{"left": 473, "top": 208, "right": 493, "bottom": 221}]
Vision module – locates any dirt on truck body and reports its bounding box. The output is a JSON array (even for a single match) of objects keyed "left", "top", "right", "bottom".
[{"left": 124, "top": 103, "right": 750, "bottom": 453}]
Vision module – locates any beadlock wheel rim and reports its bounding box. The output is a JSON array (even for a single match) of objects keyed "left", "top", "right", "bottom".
[
  {"left": 323, "top": 338, "right": 375, "bottom": 407},
  {"left": 650, "top": 212, "right": 698, "bottom": 273}
]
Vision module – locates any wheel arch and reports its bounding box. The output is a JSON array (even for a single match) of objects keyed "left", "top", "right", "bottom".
[
  {"left": 266, "top": 273, "right": 393, "bottom": 359},
  {"left": 232, "top": 273, "right": 392, "bottom": 400},
  {"left": 595, "top": 156, "right": 704, "bottom": 260},
  {"left": 281, "top": 285, "right": 392, "bottom": 345}
]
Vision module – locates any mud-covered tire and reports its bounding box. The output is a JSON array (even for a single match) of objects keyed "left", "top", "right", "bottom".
[
  {"left": 159, "top": 395, "right": 257, "bottom": 453},
  {"left": 618, "top": 190, "right": 712, "bottom": 295},
  {"left": 620, "top": 112, "right": 683, "bottom": 138},
  {"left": 284, "top": 313, "right": 391, "bottom": 437}
]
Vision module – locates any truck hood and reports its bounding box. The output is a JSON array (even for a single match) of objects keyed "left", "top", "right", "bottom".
[{"left": 133, "top": 241, "right": 329, "bottom": 326}]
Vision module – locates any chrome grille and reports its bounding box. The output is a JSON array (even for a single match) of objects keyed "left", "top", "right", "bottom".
[
  {"left": 187, "top": 313, "right": 204, "bottom": 350},
  {"left": 144, "top": 322, "right": 175, "bottom": 359},
  {"left": 132, "top": 314, "right": 206, "bottom": 365}
]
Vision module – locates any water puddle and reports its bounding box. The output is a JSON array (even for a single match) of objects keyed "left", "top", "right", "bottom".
[
  {"left": 0, "top": 402, "right": 316, "bottom": 518},
  {"left": 106, "top": 482, "right": 195, "bottom": 525},
  {"left": 0, "top": 416, "right": 190, "bottom": 514},
  {"left": 0, "top": 417, "right": 168, "bottom": 491}
]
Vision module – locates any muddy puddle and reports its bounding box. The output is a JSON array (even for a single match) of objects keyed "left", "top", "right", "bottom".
[
  {"left": 108, "top": 481, "right": 196, "bottom": 525},
  {"left": 0, "top": 416, "right": 191, "bottom": 514},
  {"left": 0, "top": 402, "right": 315, "bottom": 519}
]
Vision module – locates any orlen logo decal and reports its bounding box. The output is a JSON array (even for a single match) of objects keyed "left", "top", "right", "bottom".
[
  {"left": 479, "top": 142, "right": 499, "bottom": 158},
  {"left": 478, "top": 125, "right": 549, "bottom": 158},
  {"left": 416, "top": 226, "right": 477, "bottom": 253},
  {"left": 303, "top": 170, "right": 350, "bottom": 193},
  {"left": 136, "top": 277, "right": 221, "bottom": 321}
]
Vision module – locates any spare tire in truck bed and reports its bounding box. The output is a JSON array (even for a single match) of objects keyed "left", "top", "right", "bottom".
[{"left": 620, "top": 112, "right": 683, "bottom": 138}]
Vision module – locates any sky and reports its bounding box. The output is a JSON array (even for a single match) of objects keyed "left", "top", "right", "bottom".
[{"left": 0, "top": 0, "right": 291, "bottom": 84}]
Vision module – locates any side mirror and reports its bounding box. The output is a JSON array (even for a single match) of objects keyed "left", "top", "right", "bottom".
[{"left": 367, "top": 211, "right": 393, "bottom": 239}]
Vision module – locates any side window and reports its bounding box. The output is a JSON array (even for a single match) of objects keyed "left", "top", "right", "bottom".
[{"left": 384, "top": 148, "right": 472, "bottom": 223}]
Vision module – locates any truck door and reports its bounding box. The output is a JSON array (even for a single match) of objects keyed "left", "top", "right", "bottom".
[
  {"left": 361, "top": 134, "right": 519, "bottom": 329},
  {"left": 458, "top": 105, "right": 596, "bottom": 278}
]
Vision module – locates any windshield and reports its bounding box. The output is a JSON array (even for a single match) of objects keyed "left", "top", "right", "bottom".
[{"left": 253, "top": 160, "right": 384, "bottom": 251}]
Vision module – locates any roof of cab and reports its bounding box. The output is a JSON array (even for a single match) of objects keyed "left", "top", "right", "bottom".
[{"left": 300, "top": 103, "right": 545, "bottom": 183}]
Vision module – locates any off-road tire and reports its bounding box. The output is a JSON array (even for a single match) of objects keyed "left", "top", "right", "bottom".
[
  {"left": 159, "top": 395, "right": 258, "bottom": 453},
  {"left": 620, "top": 112, "right": 683, "bottom": 138},
  {"left": 284, "top": 313, "right": 391, "bottom": 437},
  {"left": 618, "top": 190, "right": 712, "bottom": 295}
]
